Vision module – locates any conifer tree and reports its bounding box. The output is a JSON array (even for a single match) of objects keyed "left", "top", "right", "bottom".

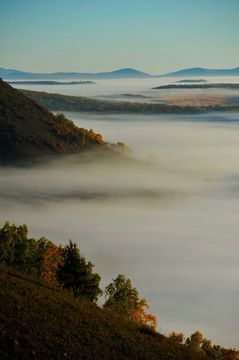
[{"left": 57, "top": 240, "right": 102, "bottom": 301}]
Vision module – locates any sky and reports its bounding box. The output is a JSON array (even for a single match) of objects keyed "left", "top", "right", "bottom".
[{"left": 0, "top": 0, "right": 239, "bottom": 75}]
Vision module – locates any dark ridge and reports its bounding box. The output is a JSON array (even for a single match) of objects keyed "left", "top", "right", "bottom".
[{"left": 0, "top": 79, "right": 110, "bottom": 165}]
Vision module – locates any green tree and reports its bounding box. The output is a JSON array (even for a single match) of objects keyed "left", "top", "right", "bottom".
[
  {"left": 103, "top": 274, "right": 139, "bottom": 316},
  {"left": 0, "top": 222, "right": 53, "bottom": 275},
  {"left": 0, "top": 221, "right": 17, "bottom": 266},
  {"left": 57, "top": 240, "right": 102, "bottom": 301},
  {"left": 0, "top": 222, "right": 36, "bottom": 272},
  {"left": 103, "top": 274, "right": 156, "bottom": 328}
]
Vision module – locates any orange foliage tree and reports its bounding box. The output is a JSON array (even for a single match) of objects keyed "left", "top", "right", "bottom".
[
  {"left": 185, "top": 331, "right": 239, "bottom": 359},
  {"left": 169, "top": 331, "right": 184, "bottom": 344},
  {"left": 41, "top": 244, "right": 62, "bottom": 285},
  {"left": 133, "top": 298, "right": 157, "bottom": 329},
  {"left": 221, "top": 348, "right": 239, "bottom": 360}
]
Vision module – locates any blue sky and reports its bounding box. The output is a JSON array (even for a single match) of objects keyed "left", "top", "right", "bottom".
[{"left": 0, "top": 0, "right": 239, "bottom": 74}]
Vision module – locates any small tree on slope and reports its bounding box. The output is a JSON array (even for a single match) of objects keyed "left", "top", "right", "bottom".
[
  {"left": 103, "top": 274, "right": 156, "bottom": 329},
  {"left": 57, "top": 240, "right": 102, "bottom": 302}
]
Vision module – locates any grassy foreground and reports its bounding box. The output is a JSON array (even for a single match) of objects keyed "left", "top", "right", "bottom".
[{"left": 0, "top": 265, "right": 210, "bottom": 360}]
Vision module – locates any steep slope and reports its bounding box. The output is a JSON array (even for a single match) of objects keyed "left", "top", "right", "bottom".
[
  {"left": 0, "top": 79, "right": 107, "bottom": 164},
  {"left": 0, "top": 266, "right": 208, "bottom": 360}
]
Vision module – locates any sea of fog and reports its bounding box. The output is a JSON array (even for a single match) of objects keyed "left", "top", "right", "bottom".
[
  {"left": 2, "top": 79, "right": 239, "bottom": 348},
  {"left": 10, "top": 76, "right": 239, "bottom": 103}
]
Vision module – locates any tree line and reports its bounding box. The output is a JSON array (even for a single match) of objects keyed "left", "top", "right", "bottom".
[
  {"left": 21, "top": 89, "right": 239, "bottom": 114},
  {"left": 0, "top": 222, "right": 156, "bottom": 328}
]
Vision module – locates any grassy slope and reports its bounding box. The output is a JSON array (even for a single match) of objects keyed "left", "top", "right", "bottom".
[
  {"left": 0, "top": 266, "right": 208, "bottom": 360},
  {"left": 0, "top": 79, "right": 108, "bottom": 164}
]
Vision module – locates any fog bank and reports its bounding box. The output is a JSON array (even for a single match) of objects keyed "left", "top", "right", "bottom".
[{"left": 1, "top": 108, "right": 239, "bottom": 348}]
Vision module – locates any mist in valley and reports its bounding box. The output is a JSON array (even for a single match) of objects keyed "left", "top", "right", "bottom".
[
  {"left": 11, "top": 76, "right": 239, "bottom": 107},
  {"left": 1, "top": 104, "right": 239, "bottom": 348}
]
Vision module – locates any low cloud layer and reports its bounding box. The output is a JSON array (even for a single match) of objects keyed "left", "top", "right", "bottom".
[{"left": 1, "top": 111, "right": 239, "bottom": 348}]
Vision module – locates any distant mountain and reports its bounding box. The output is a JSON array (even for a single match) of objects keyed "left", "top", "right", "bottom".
[
  {"left": 1, "top": 66, "right": 239, "bottom": 80},
  {"left": 162, "top": 67, "right": 239, "bottom": 77},
  {"left": 0, "top": 67, "right": 150, "bottom": 80},
  {"left": 0, "top": 79, "right": 110, "bottom": 165}
]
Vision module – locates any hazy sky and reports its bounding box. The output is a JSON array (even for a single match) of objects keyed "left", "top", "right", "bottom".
[{"left": 1, "top": 0, "right": 239, "bottom": 74}]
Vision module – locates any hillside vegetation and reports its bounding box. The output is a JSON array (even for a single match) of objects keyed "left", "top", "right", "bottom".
[
  {"left": 0, "top": 222, "right": 238, "bottom": 360},
  {"left": 0, "top": 79, "right": 112, "bottom": 165},
  {"left": 0, "top": 265, "right": 216, "bottom": 360}
]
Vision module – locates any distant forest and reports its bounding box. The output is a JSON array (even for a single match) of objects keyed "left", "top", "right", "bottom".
[
  {"left": 176, "top": 79, "right": 207, "bottom": 83},
  {"left": 8, "top": 80, "right": 94, "bottom": 85},
  {"left": 153, "top": 83, "right": 239, "bottom": 90},
  {"left": 20, "top": 89, "right": 239, "bottom": 114}
]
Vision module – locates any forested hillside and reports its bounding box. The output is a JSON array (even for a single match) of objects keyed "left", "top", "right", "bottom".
[
  {"left": 0, "top": 79, "right": 110, "bottom": 165},
  {"left": 0, "top": 222, "right": 238, "bottom": 360}
]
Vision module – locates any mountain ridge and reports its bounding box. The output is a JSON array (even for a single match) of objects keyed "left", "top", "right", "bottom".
[
  {"left": 164, "top": 67, "right": 239, "bottom": 77},
  {"left": 1, "top": 66, "right": 239, "bottom": 79},
  {"left": 0, "top": 67, "right": 150, "bottom": 79}
]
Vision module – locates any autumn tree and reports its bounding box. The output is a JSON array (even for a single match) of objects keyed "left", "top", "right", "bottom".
[
  {"left": 57, "top": 240, "right": 102, "bottom": 301},
  {"left": 169, "top": 331, "right": 184, "bottom": 344},
  {"left": 132, "top": 298, "right": 157, "bottom": 329},
  {"left": 186, "top": 331, "right": 205, "bottom": 351},
  {"left": 185, "top": 331, "right": 239, "bottom": 359},
  {"left": 41, "top": 244, "right": 62, "bottom": 285},
  {"left": 221, "top": 348, "right": 239, "bottom": 360},
  {"left": 103, "top": 274, "right": 157, "bottom": 329}
]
